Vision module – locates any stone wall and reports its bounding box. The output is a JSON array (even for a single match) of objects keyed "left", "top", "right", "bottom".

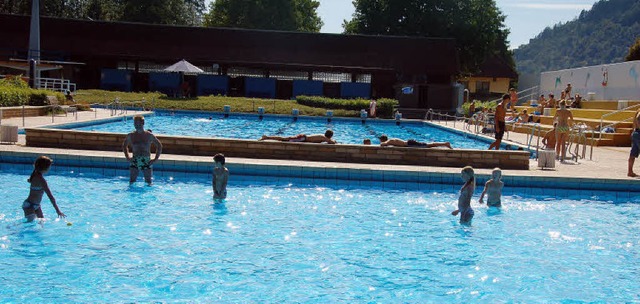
[
  {"left": 1, "top": 106, "right": 48, "bottom": 119},
  {"left": 25, "top": 128, "right": 531, "bottom": 169}
]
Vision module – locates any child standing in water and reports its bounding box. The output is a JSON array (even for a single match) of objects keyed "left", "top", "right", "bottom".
[
  {"left": 212, "top": 153, "right": 229, "bottom": 200},
  {"left": 479, "top": 168, "right": 504, "bottom": 207},
  {"left": 451, "top": 166, "right": 475, "bottom": 224},
  {"left": 23, "top": 156, "right": 65, "bottom": 222}
]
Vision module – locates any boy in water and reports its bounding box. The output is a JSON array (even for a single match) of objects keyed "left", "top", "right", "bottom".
[
  {"left": 451, "top": 166, "right": 475, "bottom": 224},
  {"left": 212, "top": 153, "right": 229, "bottom": 200},
  {"left": 479, "top": 168, "right": 504, "bottom": 207}
]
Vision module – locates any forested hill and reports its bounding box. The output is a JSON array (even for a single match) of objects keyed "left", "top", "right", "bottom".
[{"left": 514, "top": 0, "right": 640, "bottom": 75}]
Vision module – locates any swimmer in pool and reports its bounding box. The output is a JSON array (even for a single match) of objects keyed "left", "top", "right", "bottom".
[
  {"left": 212, "top": 153, "right": 229, "bottom": 200},
  {"left": 479, "top": 167, "right": 504, "bottom": 207},
  {"left": 22, "top": 156, "right": 65, "bottom": 222},
  {"left": 451, "top": 166, "right": 475, "bottom": 224}
]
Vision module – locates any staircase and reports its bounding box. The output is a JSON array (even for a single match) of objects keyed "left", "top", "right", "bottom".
[{"left": 513, "top": 100, "right": 639, "bottom": 147}]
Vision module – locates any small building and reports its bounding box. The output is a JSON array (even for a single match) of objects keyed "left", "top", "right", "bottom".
[
  {"left": 459, "top": 54, "right": 518, "bottom": 100},
  {"left": 0, "top": 14, "right": 460, "bottom": 111}
]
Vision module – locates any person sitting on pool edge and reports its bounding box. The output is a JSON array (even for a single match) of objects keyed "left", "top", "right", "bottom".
[
  {"left": 378, "top": 135, "right": 452, "bottom": 149},
  {"left": 260, "top": 130, "right": 336, "bottom": 144}
]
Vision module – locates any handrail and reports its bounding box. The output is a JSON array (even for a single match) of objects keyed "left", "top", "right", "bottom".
[{"left": 599, "top": 103, "right": 640, "bottom": 139}]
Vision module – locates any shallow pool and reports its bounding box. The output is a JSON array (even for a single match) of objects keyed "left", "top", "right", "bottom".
[
  {"left": 1, "top": 167, "right": 638, "bottom": 302},
  {"left": 62, "top": 112, "right": 510, "bottom": 150}
]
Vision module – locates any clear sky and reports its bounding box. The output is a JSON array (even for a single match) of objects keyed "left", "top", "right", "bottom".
[{"left": 205, "top": 0, "right": 600, "bottom": 49}]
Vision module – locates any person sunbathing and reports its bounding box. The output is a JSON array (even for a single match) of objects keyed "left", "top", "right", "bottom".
[
  {"left": 378, "top": 135, "right": 452, "bottom": 149},
  {"left": 260, "top": 129, "right": 336, "bottom": 144}
]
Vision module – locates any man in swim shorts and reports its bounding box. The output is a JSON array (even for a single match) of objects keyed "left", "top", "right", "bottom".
[
  {"left": 488, "top": 94, "right": 508, "bottom": 150},
  {"left": 378, "top": 135, "right": 452, "bottom": 149},
  {"left": 260, "top": 129, "right": 336, "bottom": 144},
  {"left": 123, "top": 116, "right": 163, "bottom": 184}
]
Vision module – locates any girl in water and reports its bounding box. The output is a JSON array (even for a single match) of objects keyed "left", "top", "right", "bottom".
[
  {"left": 451, "top": 166, "right": 475, "bottom": 224},
  {"left": 23, "top": 156, "right": 65, "bottom": 222}
]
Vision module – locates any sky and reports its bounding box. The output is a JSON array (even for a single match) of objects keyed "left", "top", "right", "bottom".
[{"left": 206, "top": 0, "right": 600, "bottom": 49}]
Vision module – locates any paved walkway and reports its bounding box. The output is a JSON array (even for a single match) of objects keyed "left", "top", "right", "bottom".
[
  {"left": 430, "top": 120, "right": 637, "bottom": 180},
  {"left": 0, "top": 110, "right": 638, "bottom": 182}
]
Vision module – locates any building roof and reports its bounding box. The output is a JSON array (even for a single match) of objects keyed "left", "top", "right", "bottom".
[
  {"left": 475, "top": 54, "right": 518, "bottom": 79},
  {"left": 0, "top": 14, "right": 460, "bottom": 76}
]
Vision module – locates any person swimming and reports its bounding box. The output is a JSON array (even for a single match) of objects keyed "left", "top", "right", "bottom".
[{"left": 479, "top": 168, "right": 504, "bottom": 207}]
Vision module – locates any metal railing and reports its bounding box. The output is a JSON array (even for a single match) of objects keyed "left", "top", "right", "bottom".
[
  {"left": 37, "top": 77, "right": 77, "bottom": 93},
  {"left": 599, "top": 103, "right": 640, "bottom": 139}
]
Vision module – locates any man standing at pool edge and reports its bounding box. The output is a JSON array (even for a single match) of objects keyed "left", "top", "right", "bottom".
[
  {"left": 488, "top": 94, "right": 508, "bottom": 150},
  {"left": 123, "top": 116, "right": 163, "bottom": 184}
]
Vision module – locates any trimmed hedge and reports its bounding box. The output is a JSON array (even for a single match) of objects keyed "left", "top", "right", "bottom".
[
  {"left": 296, "top": 96, "right": 398, "bottom": 118},
  {"left": 0, "top": 76, "right": 64, "bottom": 107},
  {"left": 0, "top": 87, "right": 64, "bottom": 107}
]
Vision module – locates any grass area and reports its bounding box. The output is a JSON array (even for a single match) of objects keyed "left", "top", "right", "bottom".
[{"left": 75, "top": 90, "right": 361, "bottom": 117}]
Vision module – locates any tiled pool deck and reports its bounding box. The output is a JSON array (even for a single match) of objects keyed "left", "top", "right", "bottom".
[{"left": 1, "top": 109, "right": 639, "bottom": 196}]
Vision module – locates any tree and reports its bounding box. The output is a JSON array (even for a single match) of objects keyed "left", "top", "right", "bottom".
[
  {"left": 626, "top": 37, "right": 640, "bottom": 61},
  {"left": 343, "top": 0, "right": 511, "bottom": 74},
  {"left": 203, "top": 0, "right": 323, "bottom": 32},
  {"left": 0, "top": 0, "right": 206, "bottom": 26}
]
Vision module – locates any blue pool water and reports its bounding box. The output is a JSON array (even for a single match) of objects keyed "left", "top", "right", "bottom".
[
  {"left": 1, "top": 167, "right": 638, "bottom": 302},
  {"left": 62, "top": 112, "right": 508, "bottom": 150}
]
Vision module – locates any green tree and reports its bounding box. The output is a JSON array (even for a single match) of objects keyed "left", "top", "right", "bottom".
[
  {"left": 0, "top": 0, "right": 206, "bottom": 26},
  {"left": 514, "top": 0, "right": 640, "bottom": 75},
  {"left": 203, "top": 0, "right": 323, "bottom": 32},
  {"left": 626, "top": 37, "right": 640, "bottom": 61},
  {"left": 343, "top": 0, "right": 511, "bottom": 74}
]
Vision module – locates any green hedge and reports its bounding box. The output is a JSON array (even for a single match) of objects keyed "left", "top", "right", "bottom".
[
  {"left": 295, "top": 96, "right": 398, "bottom": 118},
  {"left": 0, "top": 86, "right": 64, "bottom": 107},
  {"left": 0, "top": 76, "right": 65, "bottom": 106}
]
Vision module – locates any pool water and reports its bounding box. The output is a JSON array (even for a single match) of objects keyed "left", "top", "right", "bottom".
[
  {"left": 66, "top": 112, "right": 506, "bottom": 150},
  {"left": 1, "top": 169, "right": 638, "bottom": 302}
]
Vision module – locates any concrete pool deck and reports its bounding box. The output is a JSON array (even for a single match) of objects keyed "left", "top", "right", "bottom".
[{"left": 0, "top": 109, "right": 639, "bottom": 185}]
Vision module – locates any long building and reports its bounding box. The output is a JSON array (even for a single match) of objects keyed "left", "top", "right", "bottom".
[{"left": 0, "top": 14, "right": 460, "bottom": 112}]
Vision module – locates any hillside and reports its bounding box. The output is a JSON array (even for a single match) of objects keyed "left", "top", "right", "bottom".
[{"left": 514, "top": 0, "right": 640, "bottom": 75}]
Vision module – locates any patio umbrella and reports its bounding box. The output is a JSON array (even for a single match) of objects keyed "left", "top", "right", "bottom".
[{"left": 164, "top": 59, "right": 204, "bottom": 73}]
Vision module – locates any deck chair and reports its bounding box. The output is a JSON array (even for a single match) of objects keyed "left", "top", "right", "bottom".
[{"left": 47, "top": 96, "right": 77, "bottom": 116}]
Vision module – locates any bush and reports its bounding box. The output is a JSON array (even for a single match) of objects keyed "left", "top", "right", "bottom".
[
  {"left": 461, "top": 100, "right": 498, "bottom": 116},
  {"left": 296, "top": 96, "right": 398, "bottom": 118},
  {"left": 0, "top": 86, "right": 64, "bottom": 107},
  {"left": 0, "top": 75, "right": 29, "bottom": 88}
]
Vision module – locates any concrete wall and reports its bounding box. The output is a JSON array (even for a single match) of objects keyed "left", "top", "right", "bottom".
[
  {"left": 540, "top": 60, "right": 640, "bottom": 100},
  {"left": 25, "top": 128, "right": 531, "bottom": 170},
  {"left": 1, "top": 106, "right": 48, "bottom": 119}
]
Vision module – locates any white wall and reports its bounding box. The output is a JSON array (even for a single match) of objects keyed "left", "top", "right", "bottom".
[{"left": 540, "top": 60, "right": 640, "bottom": 100}]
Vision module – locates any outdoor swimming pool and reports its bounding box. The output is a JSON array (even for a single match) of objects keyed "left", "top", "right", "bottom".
[
  {"left": 1, "top": 164, "right": 638, "bottom": 302},
  {"left": 59, "top": 111, "right": 514, "bottom": 150}
]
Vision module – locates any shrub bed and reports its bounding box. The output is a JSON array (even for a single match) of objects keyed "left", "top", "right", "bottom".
[
  {"left": 0, "top": 76, "right": 64, "bottom": 106},
  {"left": 295, "top": 96, "right": 398, "bottom": 118}
]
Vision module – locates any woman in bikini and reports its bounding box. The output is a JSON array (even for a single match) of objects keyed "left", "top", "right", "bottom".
[
  {"left": 553, "top": 100, "right": 574, "bottom": 162},
  {"left": 23, "top": 156, "right": 65, "bottom": 222}
]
